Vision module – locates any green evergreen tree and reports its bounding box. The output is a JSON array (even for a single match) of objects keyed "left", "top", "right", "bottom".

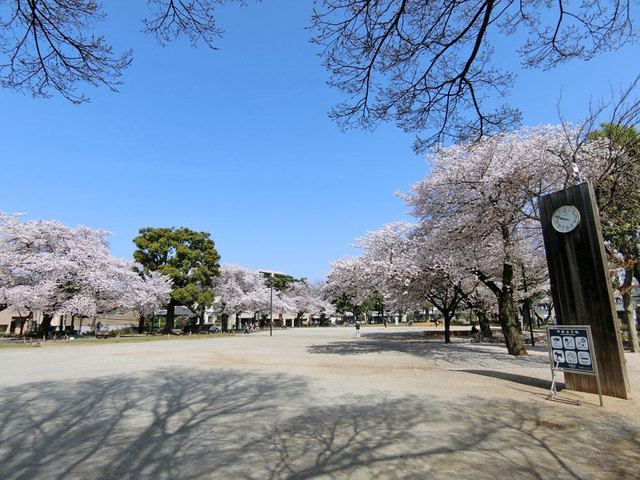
[
  {"left": 589, "top": 123, "right": 640, "bottom": 352},
  {"left": 133, "top": 227, "right": 220, "bottom": 333}
]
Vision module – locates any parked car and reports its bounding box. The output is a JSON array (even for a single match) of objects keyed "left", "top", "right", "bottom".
[{"left": 208, "top": 325, "right": 222, "bottom": 333}]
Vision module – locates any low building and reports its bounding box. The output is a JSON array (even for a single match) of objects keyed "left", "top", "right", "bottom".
[
  {"left": 1, "top": 309, "right": 141, "bottom": 336},
  {"left": 0, "top": 307, "right": 32, "bottom": 335}
]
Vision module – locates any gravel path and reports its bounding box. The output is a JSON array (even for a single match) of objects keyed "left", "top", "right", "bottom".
[{"left": 1, "top": 326, "right": 638, "bottom": 479}]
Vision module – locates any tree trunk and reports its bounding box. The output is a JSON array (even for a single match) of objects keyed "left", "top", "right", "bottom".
[
  {"left": 497, "top": 265, "right": 528, "bottom": 356},
  {"left": 138, "top": 314, "right": 145, "bottom": 334},
  {"left": 40, "top": 313, "right": 53, "bottom": 338},
  {"left": 443, "top": 312, "right": 453, "bottom": 344},
  {"left": 478, "top": 264, "right": 527, "bottom": 356},
  {"left": 521, "top": 298, "right": 536, "bottom": 346},
  {"left": 221, "top": 313, "right": 229, "bottom": 333},
  {"left": 475, "top": 310, "right": 493, "bottom": 338},
  {"left": 163, "top": 298, "right": 177, "bottom": 334},
  {"left": 622, "top": 267, "right": 639, "bottom": 353}
]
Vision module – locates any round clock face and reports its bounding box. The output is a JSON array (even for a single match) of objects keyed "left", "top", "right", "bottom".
[{"left": 551, "top": 205, "right": 581, "bottom": 233}]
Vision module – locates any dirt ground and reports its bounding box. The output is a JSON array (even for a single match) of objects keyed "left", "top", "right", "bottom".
[{"left": 1, "top": 326, "right": 639, "bottom": 479}]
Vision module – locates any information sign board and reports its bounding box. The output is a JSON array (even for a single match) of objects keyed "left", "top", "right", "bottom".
[
  {"left": 545, "top": 325, "right": 602, "bottom": 406},
  {"left": 547, "top": 326, "right": 595, "bottom": 374}
]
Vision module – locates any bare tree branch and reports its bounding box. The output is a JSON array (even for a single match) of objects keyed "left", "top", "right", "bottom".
[
  {"left": 312, "top": 0, "right": 635, "bottom": 151},
  {"left": 142, "top": 0, "right": 247, "bottom": 48},
  {"left": 0, "top": 0, "right": 250, "bottom": 102}
]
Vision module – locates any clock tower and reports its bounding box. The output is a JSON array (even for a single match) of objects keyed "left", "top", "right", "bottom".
[{"left": 538, "top": 182, "right": 630, "bottom": 399}]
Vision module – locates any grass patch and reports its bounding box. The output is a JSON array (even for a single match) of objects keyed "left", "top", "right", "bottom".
[
  {"left": 0, "top": 341, "right": 37, "bottom": 349},
  {"left": 0, "top": 333, "right": 226, "bottom": 348}
]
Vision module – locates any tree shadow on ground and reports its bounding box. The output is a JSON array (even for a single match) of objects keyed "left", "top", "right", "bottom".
[
  {"left": 0, "top": 368, "right": 307, "bottom": 480},
  {"left": 460, "top": 369, "right": 563, "bottom": 391},
  {"left": 0, "top": 368, "right": 637, "bottom": 479},
  {"left": 308, "top": 331, "right": 550, "bottom": 370},
  {"left": 256, "top": 396, "right": 639, "bottom": 480}
]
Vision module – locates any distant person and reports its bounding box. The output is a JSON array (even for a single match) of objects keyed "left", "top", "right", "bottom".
[
  {"left": 355, "top": 321, "right": 361, "bottom": 338},
  {"left": 470, "top": 324, "right": 478, "bottom": 334}
]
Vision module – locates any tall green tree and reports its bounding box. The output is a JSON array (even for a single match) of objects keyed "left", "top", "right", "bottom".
[
  {"left": 589, "top": 123, "right": 640, "bottom": 352},
  {"left": 264, "top": 273, "right": 298, "bottom": 292},
  {"left": 133, "top": 227, "right": 220, "bottom": 333}
]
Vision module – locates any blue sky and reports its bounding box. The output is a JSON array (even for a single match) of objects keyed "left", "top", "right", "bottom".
[{"left": 1, "top": 1, "right": 638, "bottom": 281}]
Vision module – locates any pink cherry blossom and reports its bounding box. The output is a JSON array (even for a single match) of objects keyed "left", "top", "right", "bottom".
[{"left": 0, "top": 213, "right": 171, "bottom": 320}]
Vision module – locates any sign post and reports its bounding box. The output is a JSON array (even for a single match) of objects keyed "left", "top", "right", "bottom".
[{"left": 546, "top": 325, "right": 603, "bottom": 406}]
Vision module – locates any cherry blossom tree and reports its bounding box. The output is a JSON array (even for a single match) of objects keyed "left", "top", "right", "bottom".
[
  {"left": 398, "top": 224, "right": 501, "bottom": 340},
  {"left": 0, "top": 213, "right": 171, "bottom": 335},
  {"left": 215, "top": 267, "right": 335, "bottom": 329},
  {"left": 213, "top": 264, "right": 273, "bottom": 330},
  {"left": 402, "top": 265, "right": 466, "bottom": 343},
  {"left": 326, "top": 255, "right": 373, "bottom": 306},
  {"left": 459, "top": 281, "right": 497, "bottom": 339},
  {"left": 284, "top": 279, "right": 336, "bottom": 326},
  {"left": 327, "top": 221, "right": 467, "bottom": 336},
  {"left": 125, "top": 271, "right": 174, "bottom": 333},
  {"left": 402, "top": 125, "right": 613, "bottom": 355},
  {"left": 355, "top": 222, "right": 425, "bottom": 323},
  {"left": 269, "top": 291, "right": 296, "bottom": 326},
  {"left": 345, "top": 221, "right": 481, "bottom": 342},
  {"left": 326, "top": 253, "right": 386, "bottom": 323},
  {"left": 327, "top": 222, "right": 416, "bottom": 316},
  {"left": 328, "top": 123, "right": 626, "bottom": 353},
  {"left": 402, "top": 236, "right": 475, "bottom": 343},
  {"left": 309, "top": 280, "right": 337, "bottom": 320}
]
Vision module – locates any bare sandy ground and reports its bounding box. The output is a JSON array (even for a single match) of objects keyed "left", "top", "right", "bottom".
[{"left": 1, "top": 326, "right": 639, "bottom": 479}]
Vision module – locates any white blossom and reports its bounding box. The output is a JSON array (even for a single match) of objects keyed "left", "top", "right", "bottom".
[{"left": 0, "top": 213, "right": 171, "bottom": 318}]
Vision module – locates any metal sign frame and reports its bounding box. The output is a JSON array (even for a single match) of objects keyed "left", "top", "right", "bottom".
[{"left": 545, "top": 325, "right": 603, "bottom": 406}]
